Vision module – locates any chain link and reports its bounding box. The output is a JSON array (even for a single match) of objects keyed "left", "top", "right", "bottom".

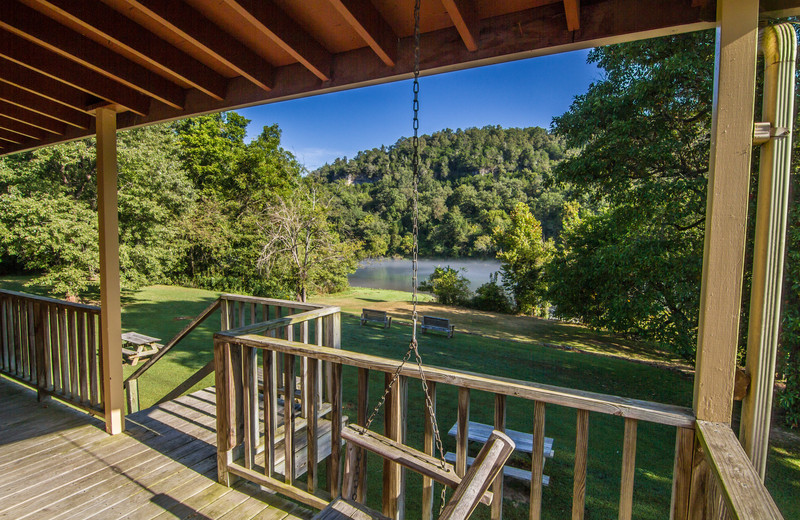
[{"left": 351, "top": 0, "right": 448, "bottom": 513}]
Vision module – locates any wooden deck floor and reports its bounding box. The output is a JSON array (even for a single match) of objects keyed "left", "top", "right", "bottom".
[{"left": 0, "top": 376, "right": 314, "bottom": 520}]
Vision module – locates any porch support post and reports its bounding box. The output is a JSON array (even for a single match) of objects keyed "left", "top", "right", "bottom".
[
  {"left": 96, "top": 107, "right": 124, "bottom": 435},
  {"left": 692, "top": 0, "right": 759, "bottom": 424}
]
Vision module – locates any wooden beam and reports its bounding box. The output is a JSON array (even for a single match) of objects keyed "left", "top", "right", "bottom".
[
  {"left": 0, "top": 99, "right": 64, "bottom": 134},
  {"left": 0, "top": 114, "right": 48, "bottom": 140},
  {"left": 0, "top": 31, "right": 150, "bottom": 115},
  {"left": 96, "top": 107, "right": 124, "bottom": 436},
  {"left": 222, "top": 0, "right": 331, "bottom": 81},
  {"left": 0, "top": 81, "right": 90, "bottom": 128},
  {"left": 0, "top": 129, "right": 23, "bottom": 144},
  {"left": 760, "top": 0, "right": 800, "bottom": 18},
  {"left": 0, "top": 1, "right": 184, "bottom": 109},
  {"left": 30, "top": 0, "right": 227, "bottom": 101},
  {"left": 327, "top": 0, "right": 398, "bottom": 66},
  {"left": 0, "top": 57, "right": 91, "bottom": 113},
  {"left": 563, "top": 0, "right": 581, "bottom": 31},
  {"left": 1, "top": 0, "right": 716, "bottom": 156},
  {"left": 693, "top": 0, "right": 759, "bottom": 423},
  {"left": 441, "top": 0, "right": 480, "bottom": 52},
  {"left": 126, "top": 0, "right": 273, "bottom": 91}
]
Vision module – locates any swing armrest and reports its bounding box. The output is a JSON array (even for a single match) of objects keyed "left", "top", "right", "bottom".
[{"left": 342, "top": 424, "right": 493, "bottom": 506}]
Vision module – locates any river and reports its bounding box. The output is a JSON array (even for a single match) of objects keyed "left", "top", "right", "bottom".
[{"left": 348, "top": 258, "right": 503, "bottom": 292}]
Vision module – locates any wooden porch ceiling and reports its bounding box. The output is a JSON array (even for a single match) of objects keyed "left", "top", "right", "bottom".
[{"left": 0, "top": 0, "right": 796, "bottom": 156}]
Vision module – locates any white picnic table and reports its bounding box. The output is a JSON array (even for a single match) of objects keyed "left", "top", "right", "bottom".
[
  {"left": 121, "top": 332, "right": 162, "bottom": 366},
  {"left": 447, "top": 420, "right": 554, "bottom": 485}
]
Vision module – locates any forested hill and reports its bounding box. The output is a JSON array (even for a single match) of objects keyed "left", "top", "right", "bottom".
[{"left": 312, "top": 126, "right": 569, "bottom": 258}]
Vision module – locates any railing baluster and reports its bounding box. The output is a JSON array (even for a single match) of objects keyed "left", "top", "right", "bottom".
[
  {"left": 383, "top": 372, "right": 405, "bottom": 518},
  {"left": 58, "top": 307, "right": 69, "bottom": 397},
  {"left": 670, "top": 427, "right": 695, "bottom": 520},
  {"left": 456, "top": 387, "right": 470, "bottom": 478},
  {"left": 34, "top": 303, "right": 46, "bottom": 399},
  {"left": 88, "top": 313, "right": 99, "bottom": 406},
  {"left": 492, "top": 393, "right": 507, "bottom": 520},
  {"left": 422, "top": 380, "right": 437, "bottom": 520},
  {"left": 307, "top": 357, "right": 318, "bottom": 494},
  {"left": 68, "top": 309, "right": 78, "bottom": 399},
  {"left": 330, "top": 361, "right": 343, "bottom": 498},
  {"left": 214, "top": 340, "right": 235, "bottom": 486},
  {"left": 250, "top": 302, "right": 256, "bottom": 325},
  {"left": 619, "top": 418, "right": 638, "bottom": 520},
  {"left": 572, "top": 409, "right": 589, "bottom": 520},
  {"left": 242, "top": 345, "right": 256, "bottom": 469},
  {"left": 26, "top": 301, "right": 35, "bottom": 381},
  {"left": 530, "top": 401, "right": 546, "bottom": 520},
  {"left": 40, "top": 304, "right": 52, "bottom": 392},
  {"left": 14, "top": 298, "right": 22, "bottom": 376},
  {"left": 77, "top": 311, "right": 88, "bottom": 404},
  {"left": 48, "top": 305, "right": 59, "bottom": 392},
  {"left": 284, "top": 352, "right": 296, "bottom": 485},
  {"left": 264, "top": 341, "right": 277, "bottom": 479}
]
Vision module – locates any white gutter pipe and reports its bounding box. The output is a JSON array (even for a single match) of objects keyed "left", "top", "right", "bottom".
[{"left": 740, "top": 22, "right": 797, "bottom": 479}]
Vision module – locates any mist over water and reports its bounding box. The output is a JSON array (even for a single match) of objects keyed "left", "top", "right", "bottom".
[{"left": 348, "top": 258, "right": 503, "bottom": 292}]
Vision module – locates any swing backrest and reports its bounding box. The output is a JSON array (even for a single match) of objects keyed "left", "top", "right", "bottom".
[{"left": 341, "top": 424, "right": 515, "bottom": 520}]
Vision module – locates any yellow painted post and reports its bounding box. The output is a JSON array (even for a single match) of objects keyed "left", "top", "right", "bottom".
[
  {"left": 693, "top": 0, "right": 759, "bottom": 424},
  {"left": 96, "top": 107, "right": 124, "bottom": 435}
]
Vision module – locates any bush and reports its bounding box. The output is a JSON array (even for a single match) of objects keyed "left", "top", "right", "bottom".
[
  {"left": 418, "top": 266, "right": 471, "bottom": 306},
  {"left": 471, "top": 273, "right": 513, "bottom": 313}
]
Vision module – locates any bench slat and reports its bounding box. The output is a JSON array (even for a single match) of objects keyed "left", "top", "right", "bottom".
[
  {"left": 443, "top": 452, "right": 550, "bottom": 486},
  {"left": 448, "top": 421, "right": 554, "bottom": 458}
]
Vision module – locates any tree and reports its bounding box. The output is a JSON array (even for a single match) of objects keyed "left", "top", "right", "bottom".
[
  {"left": 547, "top": 31, "right": 714, "bottom": 356},
  {"left": 418, "top": 266, "right": 472, "bottom": 306},
  {"left": 257, "top": 184, "right": 359, "bottom": 301},
  {"left": 493, "top": 202, "right": 553, "bottom": 314}
]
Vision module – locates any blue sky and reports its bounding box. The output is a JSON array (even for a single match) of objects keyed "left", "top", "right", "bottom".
[{"left": 240, "top": 49, "right": 601, "bottom": 172}]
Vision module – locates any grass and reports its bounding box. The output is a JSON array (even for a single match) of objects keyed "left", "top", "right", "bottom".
[{"left": 1, "top": 275, "right": 797, "bottom": 519}]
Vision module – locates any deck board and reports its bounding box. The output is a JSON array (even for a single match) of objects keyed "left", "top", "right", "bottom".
[{"left": 0, "top": 376, "right": 312, "bottom": 520}]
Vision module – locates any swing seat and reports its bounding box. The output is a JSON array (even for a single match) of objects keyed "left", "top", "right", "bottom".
[{"left": 313, "top": 424, "right": 515, "bottom": 520}]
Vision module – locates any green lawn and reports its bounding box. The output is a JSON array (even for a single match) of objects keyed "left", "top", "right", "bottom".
[{"left": 1, "top": 276, "right": 797, "bottom": 519}]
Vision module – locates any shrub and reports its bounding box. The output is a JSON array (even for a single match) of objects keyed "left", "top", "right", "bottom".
[
  {"left": 471, "top": 273, "right": 513, "bottom": 313},
  {"left": 418, "top": 266, "right": 471, "bottom": 306}
]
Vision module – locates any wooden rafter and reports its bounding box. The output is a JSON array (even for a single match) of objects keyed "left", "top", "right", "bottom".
[
  {"left": 563, "top": 0, "right": 580, "bottom": 31},
  {"left": 0, "top": 31, "right": 151, "bottom": 115},
  {"left": 0, "top": 2, "right": 184, "bottom": 109},
  {"left": 30, "top": 0, "right": 227, "bottom": 100},
  {"left": 222, "top": 0, "right": 331, "bottom": 81},
  {"left": 125, "top": 0, "right": 273, "bottom": 92},
  {"left": 0, "top": 129, "right": 23, "bottom": 144},
  {"left": 0, "top": 57, "right": 92, "bottom": 113},
  {"left": 441, "top": 0, "right": 480, "bottom": 52},
  {"left": 327, "top": 0, "right": 398, "bottom": 67},
  {"left": 0, "top": 82, "right": 89, "bottom": 129},
  {"left": 0, "top": 114, "right": 49, "bottom": 140},
  {"left": 0, "top": 99, "right": 66, "bottom": 134}
]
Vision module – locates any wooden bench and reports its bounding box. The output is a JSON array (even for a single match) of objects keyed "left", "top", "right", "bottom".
[
  {"left": 421, "top": 315, "right": 455, "bottom": 338},
  {"left": 447, "top": 421, "right": 554, "bottom": 485},
  {"left": 360, "top": 308, "right": 391, "bottom": 328}
]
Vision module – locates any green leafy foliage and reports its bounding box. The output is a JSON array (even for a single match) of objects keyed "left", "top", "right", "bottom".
[
  {"left": 418, "top": 266, "right": 472, "bottom": 305},
  {"left": 470, "top": 272, "right": 513, "bottom": 313},
  {"left": 547, "top": 32, "right": 714, "bottom": 357},
  {"left": 493, "top": 202, "right": 553, "bottom": 315},
  {"left": 314, "top": 126, "right": 567, "bottom": 258}
]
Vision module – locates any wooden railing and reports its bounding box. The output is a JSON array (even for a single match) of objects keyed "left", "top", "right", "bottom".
[
  {"left": 215, "top": 327, "right": 703, "bottom": 520},
  {"left": 685, "top": 421, "right": 783, "bottom": 520},
  {"left": 125, "top": 293, "right": 333, "bottom": 413},
  {"left": 0, "top": 289, "right": 103, "bottom": 414}
]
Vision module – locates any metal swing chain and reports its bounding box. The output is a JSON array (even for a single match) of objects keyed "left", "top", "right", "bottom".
[{"left": 351, "top": 1, "right": 449, "bottom": 514}]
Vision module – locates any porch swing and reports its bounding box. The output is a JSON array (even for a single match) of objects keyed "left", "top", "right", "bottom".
[{"left": 312, "top": 2, "right": 515, "bottom": 519}]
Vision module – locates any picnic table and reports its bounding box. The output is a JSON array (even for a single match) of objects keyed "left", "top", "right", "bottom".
[
  {"left": 447, "top": 420, "right": 554, "bottom": 485},
  {"left": 121, "top": 332, "right": 163, "bottom": 366}
]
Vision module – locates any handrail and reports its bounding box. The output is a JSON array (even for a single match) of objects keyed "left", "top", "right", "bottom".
[
  {"left": 125, "top": 297, "right": 221, "bottom": 383},
  {"left": 218, "top": 306, "right": 341, "bottom": 338},
  {"left": 696, "top": 421, "right": 783, "bottom": 519},
  {"left": 215, "top": 333, "right": 695, "bottom": 428},
  {"left": 0, "top": 289, "right": 100, "bottom": 312}
]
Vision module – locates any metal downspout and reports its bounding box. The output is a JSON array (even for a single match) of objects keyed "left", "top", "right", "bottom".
[{"left": 740, "top": 23, "right": 797, "bottom": 478}]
